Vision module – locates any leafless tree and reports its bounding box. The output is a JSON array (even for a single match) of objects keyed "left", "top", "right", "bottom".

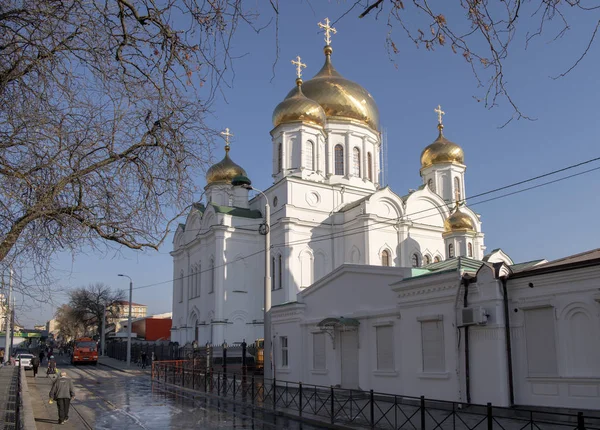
[
  {"left": 54, "top": 304, "right": 87, "bottom": 341},
  {"left": 68, "top": 283, "right": 125, "bottom": 337},
  {"left": 351, "top": 0, "right": 600, "bottom": 124},
  {"left": 0, "top": 0, "right": 261, "bottom": 285}
]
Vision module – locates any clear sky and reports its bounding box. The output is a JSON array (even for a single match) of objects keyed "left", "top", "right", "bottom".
[{"left": 15, "top": 2, "right": 600, "bottom": 326}]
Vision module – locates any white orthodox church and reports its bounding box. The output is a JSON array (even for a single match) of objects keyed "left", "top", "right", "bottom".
[{"left": 171, "top": 21, "right": 600, "bottom": 411}]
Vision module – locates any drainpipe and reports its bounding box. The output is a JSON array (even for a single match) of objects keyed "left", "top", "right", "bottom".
[
  {"left": 461, "top": 270, "right": 476, "bottom": 405},
  {"left": 501, "top": 276, "right": 515, "bottom": 406}
]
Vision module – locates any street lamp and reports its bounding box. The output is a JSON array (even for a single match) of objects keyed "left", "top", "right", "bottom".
[
  {"left": 232, "top": 175, "right": 272, "bottom": 379},
  {"left": 118, "top": 273, "right": 133, "bottom": 367}
]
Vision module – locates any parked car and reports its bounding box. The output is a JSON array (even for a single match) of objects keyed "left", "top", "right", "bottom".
[{"left": 15, "top": 353, "right": 34, "bottom": 370}]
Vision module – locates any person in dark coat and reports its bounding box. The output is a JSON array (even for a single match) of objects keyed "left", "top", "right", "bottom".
[
  {"left": 141, "top": 351, "right": 147, "bottom": 369},
  {"left": 39, "top": 350, "right": 45, "bottom": 364},
  {"left": 31, "top": 356, "right": 40, "bottom": 377},
  {"left": 49, "top": 371, "right": 75, "bottom": 424}
]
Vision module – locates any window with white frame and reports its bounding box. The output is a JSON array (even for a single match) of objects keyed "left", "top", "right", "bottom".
[
  {"left": 367, "top": 152, "right": 373, "bottom": 181},
  {"left": 468, "top": 243, "right": 473, "bottom": 258},
  {"left": 411, "top": 253, "right": 420, "bottom": 268},
  {"left": 454, "top": 177, "right": 461, "bottom": 202},
  {"left": 304, "top": 141, "right": 314, "bottom": 170},
  {"left": 376, "top": 325, "right": 394, "bottom": 370},
  {"left": 271, "top": 256, "right": 276, "bottom": 290},
  {"left": 524, "top": 307, "right": 558, "bottom": 376},
  {"left": 334, "top": 145, "right": 344, "bottom": 175},
  {"left": 420, "top": 318, "right": 445, "bottom": 372},
  {"left": 280, "top": 336, "right": 289, "bottom": 367},
  {"left": 381, "top": 249, "right": 390, "bottom": 267},
  {"left": 448, "top": 243, "right": 454, "bottom": 259},
  {"left": 434, "top": 256, "right": 441, "bottom": 263},
  {"left": 352, "top": 147, "right": 361, "bottom": 177},
  {"left": 278, "top": 255, "right": 283, "bottom": 290},
  {"left": 313, "top": 332, "right": 326, "bottom": 370},
  {"left": 424, "top": 255, "right": 431, "bottom": 265},
  {"left": 209, "top": 259, "right": 215, "bottom": 293},
  {"left": 277, "top": 143, "right": 283, "bottom": 173}
]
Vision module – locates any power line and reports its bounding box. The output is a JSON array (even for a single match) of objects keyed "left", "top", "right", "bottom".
[{"left": 132, "top": 156, "right": 600, "bottom": 291}]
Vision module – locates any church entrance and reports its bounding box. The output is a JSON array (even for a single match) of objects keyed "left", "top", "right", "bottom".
[{"left": 340, "top": 330, "right": 359, "bottom": 389}]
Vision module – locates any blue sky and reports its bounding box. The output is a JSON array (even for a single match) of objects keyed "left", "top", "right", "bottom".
[{"left": 17, "top": 2, "right": 600, "bottom": 326}]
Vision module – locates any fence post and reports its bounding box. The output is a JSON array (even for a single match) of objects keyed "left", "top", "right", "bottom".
[
  {"left": 370, "top": 389, "right": 375, "bottom": 427},
  {"left": 182, "top": 365, "right": 185, "bottom": 388},
  {"left": 233, "top": 374, "right": 236, "bottom": 399},
  {"left": 164, "top": 364, "right": 167, "bottom": 384},
  {"left": 273, "top": 378, "right": 277, "bottom": 410},
  {"left": 487, "top": 403, "right": 493, "bottom": 430},
  {"left": 578, "top": 412, "right": 585, "bottom": 430},
  {"left": 299, "top": 382, "right": 303, "bottom": 417},
  {"left": 420, "top": 396, "right": 426, "bottom": 430},
  {"left": 223, "top": 342, "right": 227, "bottom": 375},
  {"left": 217, "top": 372, "right": 221, "bottom": 395},
  {"left": 251, "top": 374, "right": 255, "bottom": 405},
  {"left": 242, "top": 340, "right": 247, "bottom": 374},
  {"left": 330, "top": 386, "right": 335, "bottom": 425}
]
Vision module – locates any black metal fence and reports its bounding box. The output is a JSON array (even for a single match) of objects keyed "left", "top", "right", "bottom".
[
  {"left": 0, "top": 365, "right": 21, "bottom": 429},
  {"left": 151, "top": 361, "right": 600, "bottom": 430}
]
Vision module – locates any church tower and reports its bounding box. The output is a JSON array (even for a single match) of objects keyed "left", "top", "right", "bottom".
[
  {"left": 420, "top": 106, "right": 466, "bottom": 204},
  {"left": 443, "top": 203, "right": 478, "bottom": 259}
]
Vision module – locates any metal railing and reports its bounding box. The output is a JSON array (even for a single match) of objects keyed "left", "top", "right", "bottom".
[{"left": 151, "top": 360, "right": 600, "bottom": 430}]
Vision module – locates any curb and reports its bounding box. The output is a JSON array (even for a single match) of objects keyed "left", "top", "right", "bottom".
[{"left": 20, "top": 367, "right": 38, "bottom": 430}]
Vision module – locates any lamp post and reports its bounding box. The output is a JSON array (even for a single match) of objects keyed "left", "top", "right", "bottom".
[
  {"left": 3, "top": 268, "right": 13, "bottom": 361},
  {"left": 118, "top": 274, "right": 133, "bottom": 367},
  {"left": 232, "top": 175, "right": 272, "bottom": 379},
  {"left": 100, "top": 302, "right": 106, "bottom": 357}
]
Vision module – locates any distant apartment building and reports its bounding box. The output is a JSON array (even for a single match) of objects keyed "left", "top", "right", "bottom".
[
  {"left": 33, "top": 324, "right": 46, "bottom": 331},
  {"left": 109, "top": 301, "right": 147, "bottom": 323},
  {"left": 46, "top": 319, "right": 59, "bottom": 337}
]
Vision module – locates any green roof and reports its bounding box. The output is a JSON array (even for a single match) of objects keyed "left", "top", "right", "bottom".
[
  {"left": 509, "top": 259, "right": 546, "bottom": 272},
  {"left": 210, "top": 203, "right": 263, "bottom": 219},
  {"left": 405, "top": 257, "right": 484, "bottom": 280}
]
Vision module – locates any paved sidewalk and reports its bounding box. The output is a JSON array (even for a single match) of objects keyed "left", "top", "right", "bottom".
[
  {"left": 27, "top": 371, "right": 89, "bottom": 429},
  {"left": 98, "top": 356, "right": 151, "bottom": 374}
]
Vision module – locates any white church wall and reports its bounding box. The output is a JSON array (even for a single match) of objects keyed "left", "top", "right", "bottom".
[{"left": 508, "top": 265, "right": 600, "bottom": 410}]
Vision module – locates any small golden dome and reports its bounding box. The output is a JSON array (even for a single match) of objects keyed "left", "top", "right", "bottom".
[
  {"left": 444, "top": 208, "right": 475, "bottom": 233},
  {"left": 420, "top": 126, "right": 464, "bottom": 170},
  {"left": 273, "top": 78, "right": 327, "bottom": 128},
  {"left": 206, "top": 146, "right": 247, "bottom": 185},
  {"left": 287, "top": 46, "right": 380, "bottom": 131}
]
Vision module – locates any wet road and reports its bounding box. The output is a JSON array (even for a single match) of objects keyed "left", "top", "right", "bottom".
[{"left": 54, "top": 357, "right": 326, "bottom": 429}]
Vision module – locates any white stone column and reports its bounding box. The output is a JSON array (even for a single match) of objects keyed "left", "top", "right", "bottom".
[
  {"left": 345, "top": 132, "right": 351, "bottom": 178},
  {"left": 361, "top": 136, "right": 367, "bottom": 180}
]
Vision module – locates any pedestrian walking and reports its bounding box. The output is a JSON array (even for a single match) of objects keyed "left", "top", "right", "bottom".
[
  {"left": 39, "top": 351, "right": 45, "bottom": 365},
  {"left": 141, "top": 351, "right": 147, "bottom": 369},
  {"left": 0, "top": 348, "right": 4, "bottom": 364},
  {"left": 49, "top": 371, "right": 75, "bottom": 425},
  {"left": 47, "top": 355, "right": 57, "bottom": 378},
  {"left": 31, "top": 355, "right": 40, "bottom": 377}
]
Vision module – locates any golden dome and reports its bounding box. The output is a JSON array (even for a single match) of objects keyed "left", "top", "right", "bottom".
[
  {"left": 444, "top": 207, "right": 475, "bottom": 233},
  {"left": 420, "top": 126, "right": 464, "bottom": 170},
  {"left": 273, "top": 78, "right": 327, "bottom": 128},
  {"left": 206, "top": 146, "right": 247, "bottom": 185},
  {"left": 286, "top": 46, "right": 380, "bottom": 131}
]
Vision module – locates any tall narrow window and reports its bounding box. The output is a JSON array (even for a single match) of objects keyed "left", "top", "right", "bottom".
[
  {"left": 411, "top": 253, "right": 420, "bottom": 268},
  {"left": 304, "top": 141, "right": 314, "bottom": 170},
  {"left": 524, "top": 307, "right": 557, "bottom": 376},
  {"left": 352, "top": 147, "right": 361, "bottom": 177},
  {"left": 278, "top": 255, "right": 283, "bottom": 290},
  {"left": 188, "top": 268, "right": 193, "bottom": 299},
  {"left": 424, "top": 255, "right": 431, "bottom": 265},
  {"left": 271, "top": 257, "right": 276, "bottom": 290},
  {"left": 434, "top": 256, "right": 441, "bottom": 263},
  {"left": 454, "top": 177, "right": 461, "bottom": 202},
  {"left": 313, "top": 333, "right": 326, "bottom": 370},
  {"left": 448, "top": 244, "right": 454, "bottom": 259},
  {"left": 421, "top": 319, "right": 445, "bottom": 372},
  {"left": 381, "top": 250, "right": 390, "bottom": 267},
  {"left": 277, "top": 142, "right": 283, "bottom": 173},
  {"left": 367, "top": 152, "right": 373, "bottom": 181},
  {"left": 334, "top": 144, "right": 344, "bottom": 175},
  {"left": 209, "top": 259, "right": 215, "bottom": 293},
  {"left": 428, "top": 178, "right": 435, "bottom": 192},
  {"left": 468, "top": 243, "right": 473, "bottom": 258},
  {"left": 376, "top": 325, "right": 394, "bottom": 370},
  {"left": 281, "top": 336, "right": 289, "bottom": 367}
]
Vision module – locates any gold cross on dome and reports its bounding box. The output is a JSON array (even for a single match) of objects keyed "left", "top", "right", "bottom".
[
  {"left": 291, "top": 56, "right": 307, "bottom": 79},
  {"left": 318, "top": 18, "right": 337, "bottom": 46},
  {"left": 434, "top": 105, "right": 445, "bottom": 125},
  {"left": 220, "top": 128, "right": 233, "bottom": 146}
]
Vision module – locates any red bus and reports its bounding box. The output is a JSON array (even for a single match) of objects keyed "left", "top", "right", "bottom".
[{"left": 72, "top": 337, "right": 98, "bottom": 365}]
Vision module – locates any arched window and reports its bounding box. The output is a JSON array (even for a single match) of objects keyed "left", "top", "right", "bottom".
[
  {"left": 277, "top": 142, "right": 283, "bottom": 173},
  {"left": 381, "top": 250, "right": 390, "bottom": 267},
  {"left": 468, "top": 243, "right": 473, "bottom": 258},
  {"left": 209, "top": 259, "right": 215, "bottom": 293},
  {"left": 278, "top": 255, "right": 283, "bottom": 290},
  {"left": 411, "top": 253, "right": 420, "bottom": 268},
  {"left": 304, "top": 141, "right": 314, "bottom": 170},
  {"left": 352, "top": 147, "right": 361, "bottom": 177},
  {"left": 424, "top": 255, "right": 431, "bottom": 265},
  {"left": 434, "top": 256, "right": 441, "bottom": 263},
  {"left": 448, "top": 243, "right": 455, "bottom": 259},
  {"left": 188, "top": 268, "right": 193, "bottom": 299},
  {"left": 454, "top": 177, "right": 461, "bottom": 202},
  {"left": 334, "top": 144, "right": 344, "bottom": 175},
  {"left": 428, "top": 178, "right": 435, "bottom": 192},
  {"left": 271, "top": 257, "right": 276, "bottom": 290},
  {"left": 367, "top": 152, "right": 373, "bottom": 181}
]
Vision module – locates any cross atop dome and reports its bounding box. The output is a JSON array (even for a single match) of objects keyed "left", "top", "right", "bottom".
[
  {"left": 291, "top": 56, "right": 306, "bottom": 79},
  {"left": 318, "top": 18, "right": 337, "bottom": 46},
  {"left": 221, "top": 127, "right": 233, "bottom": 150},
  {"left": 434, "top": 105, "right": 445, "bottom": 131}
]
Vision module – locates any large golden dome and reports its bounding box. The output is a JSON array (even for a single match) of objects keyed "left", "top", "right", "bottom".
[
  {"left": 286, "top": 46, "right": 380, "bottom": 131},
  {"left": 273, "top": 78, "right": 327, "bottom": 128},
  {"left": 206, "top": 146, "right": 247, "bottom": 185},
  {"left": 444, "top": 208, "right": 475, "bottom": 233},
  {"left": 421, "top": 126, "right": 464, "bottom": 170}
]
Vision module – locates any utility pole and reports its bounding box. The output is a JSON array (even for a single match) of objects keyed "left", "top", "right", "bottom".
[
  {"left": 4, "top": 268, "right": 13, "bottom": 360},
  {"left": 101, "top": 303, "right": 106, "bottom": 356}
]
